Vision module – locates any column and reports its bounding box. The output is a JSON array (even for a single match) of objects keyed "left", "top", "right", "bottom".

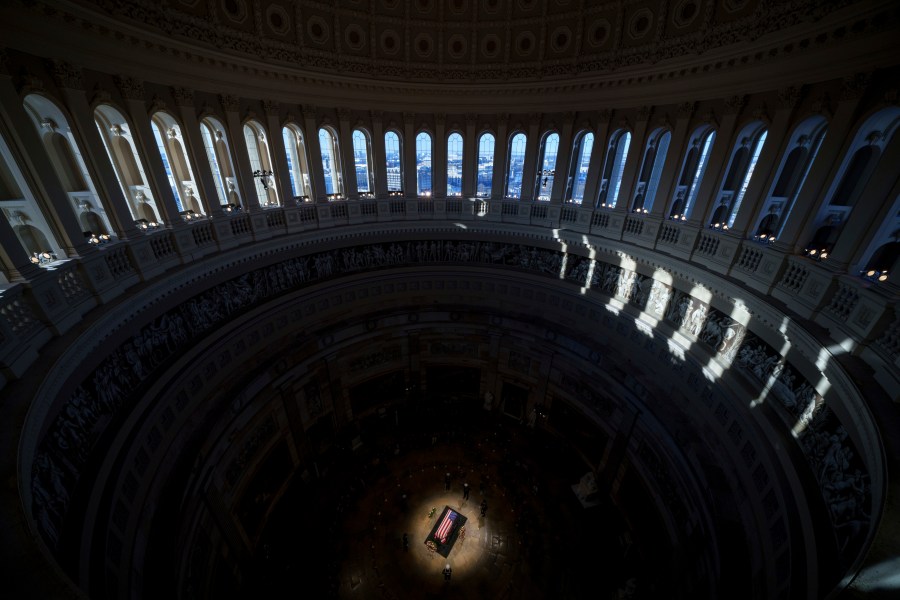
[
  {"left": 370, "top": 111, "right": 387, "bottom": 198},
  {"left": 614, "top": 107, "right": 651, "bottom": 214},
  {"left": 828, "top": 132, "right": 900, "bottom": 270},
  {"left": 49, "top": 61, "right": 141, "bottom": 239},
  {"left": 689, "top": 96, "right": 744, "bottom": 225},
  {"left": 174, "top": 88, "right": 225, "bottom": 217},
  {"left": 220, "top": 93, "right": 260, "bottom": 211},
  {"left": 549, "top": 112, "right": 574, "bottom": 204},
  {"left": 302, "top": 105, "right": 327, "bottom": 203},
  {"left": 581, "top": 111, "right": 610, "bottom": 204},
  {"left": 262, "top": 100, "right": 293, "bottom": 206},
  {"left": 776, "top": 81, "right": 868, "bottom": 253},
  {"left": 491, "top": 116, "right": 508, "bottom": 200},
  {"left": 0, "top": 213, "right": 43, "bottom": 281},
  {"left": 0, "top": 75, "right": 93, "bottom": 256},
  {"left": 116, "top": 78, "right": 184, "bottom": 226},
  {"left": 462, "top": 114, "right": 478, "bottom": 198},
  {"left": 729, "top": 100, "right": 796, "bottom": 235},
  {"left": 337, "top": 108, "right": 357, "bottom": 199},
  {"left": 651, "top": 103, "right": 693, "bottom": 217},
  {"left": 519, "top": 114, "right": 541, "bottom": 202},
  {"left": 433, "top": 114, "right": 446, "bottom": 198},
  {"left": 403, "top": 113, "right": 417, "bottom": 196}
]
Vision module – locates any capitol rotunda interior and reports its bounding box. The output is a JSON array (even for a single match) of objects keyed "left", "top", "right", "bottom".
[{"left": 0, "top": 1, "right": 899, "bottom": 599}]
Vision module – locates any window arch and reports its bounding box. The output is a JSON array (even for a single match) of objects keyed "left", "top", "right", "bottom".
[
  {"left": 447, "top": 132, "right": 463, "bottom": 197},
  {"left": 754, "top": 116, "right": 827, "bottom": 240},
  {"left": 23, "top": 94, "right": 116, "bottom": 239},
  {"left": 152, "top": 112, "right": 205, "bottom": 217},
  {"left": 505, "top": 132, "right": 527, "bottom": 199},
  {"left": 384, "top": 130, "right": 403, "bottom": 194},
  {"left": 318, "top": 127, "right": 343, "bottom": 198},
  {"left": 94, "top": 104, "right": 161, "bottom": 227},
  {"left": 631, "top": 128, "right": 671, "bottom": 213},
  {"left": 669, "top": 127, "right": 715, "bottom": 220},
  {"left": 806, "top": 107, "right": 900, "bottom": 259},
  {"left": 0, "top": 131, "right": 64, "bottom": 266},
  {"left": 201, "top": 116, "right": 241, "bottom": 209},
  {"left": 245, "top": 121, "right": 279, "bottom": 206},
  {"left": 566, "top": 131, "right": 594, "bottom": 203},
  {"left": 351, "top": 129, "right": 374, "bottom": 195},
  {"left": 476, "top": 133, "right": 495, "bottom": 198},
  {"left": 281, "top": 125, "right": 313, "bottom": 202},
  {"left": 415, "top": 131, "right": 433, "bottom": 196},
  {"left": 710, "top": 122, "right": 767, "bottom": 228},
  {"left": 596, "top": 130, "right": 631, "bottom": 208},
  {"left": 534, "top": 131, "right": 560, "bottom": 201}
]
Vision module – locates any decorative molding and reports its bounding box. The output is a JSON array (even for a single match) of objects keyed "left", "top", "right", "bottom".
[
  {"left": 114, "top": 75, "right": 144, "bottom": 100},
  {"left": 724, "top": 94, "right": 746, "bottom": 114},
  {"left": 676, "top": 101, "right": 695, "bottom": 119},
  {"left": 777, "top": 85, "right": 802, "bottom": 109},
  {"left": 840, "top": 72, "right": 871, "bottom": 101},
  {"left": 46, "top": 60, "right": 85, "bottom": 91},
  {"left": 171, "top": 86, "right": 194, "bottom": 107},
  {"left": 220, "top": 93, "right": 240, "bottom": 112},
  {"left": 637, "top": 105, "right": 652, "bottom": 121},
  {"left": 262, "top": 99, "right": 280, "bottom": 116}
]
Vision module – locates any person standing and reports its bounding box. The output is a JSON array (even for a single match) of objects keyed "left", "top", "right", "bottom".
[
  {"left": 463, "top": 483, "right": 470, "bottom": 500},
  {"left": 445, "top": 472, "right": 451, "bottom": 491},
  {"left": 480, "top": 499, "right": 488, "bottom": 517},
  {"left": 443, "top": 565, "right": 452, "bottom": 580}
]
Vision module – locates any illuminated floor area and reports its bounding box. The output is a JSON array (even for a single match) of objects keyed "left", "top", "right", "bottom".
[{"left": 242, "top": 404, "right": 655, "bottom": 599}]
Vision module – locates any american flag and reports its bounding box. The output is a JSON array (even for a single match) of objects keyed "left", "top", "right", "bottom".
[{"left": 435, "top": 509, "right": 458, "bottom": 544}]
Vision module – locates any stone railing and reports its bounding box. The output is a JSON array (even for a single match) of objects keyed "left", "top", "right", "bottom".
[{"left": 0, "top": 198, "right": 896, "bottom": 393}]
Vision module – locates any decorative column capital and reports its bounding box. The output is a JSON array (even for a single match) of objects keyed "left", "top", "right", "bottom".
[
  {"left": 676, "top": 101, "right": 695, "bottom": 119},
  {"left": 262, "top": 99, "right": 280, "bottom": 116},
  {"left": 220, "top": 93, "right": 240, "bottom": 112},
  {"left": 301, "top": 104, "right": 317, "bottom": 120},
  {"left": 370, "top": 109, "right": 384, "bottom": 121},
  {"left": 597, "top": 108, "right": 612, "bottom": 123},
  {"left": 336, "top": 106, "right": 351, "bottom": 121},
  {"left": 114, "top": 75, "right": 145, "bottom": 100},
  {"left": 47, "top": 59, "right": 85, "bottom": 90},
  {"left": 637, "top": 105, "right": 652, "bottom": 121},
  {"left": 172, "top": 86, "right": 195, "bottom": 107},
  {"left": 840, "top": 72, "right": 871, "bottom": 101},
  {"left": 778, "top": 85, "right": 802, "bottom": 109},
  {"left": 724, "top": 94, "right": 746, "bottom": 114}
]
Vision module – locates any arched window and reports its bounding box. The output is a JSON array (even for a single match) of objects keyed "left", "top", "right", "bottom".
[
  {"left": 23, "top": 94, "right": 115, "bottom": 239},
  {"left": 756, "top": 117, "right": 827, "bottom": 239},
  {"left": 597, "top": 130, "right": 631, "bottom": 208},
  {"left": 280, "top": 125, "right": 312, "bottom": 201},
  {"left": 476, "top": 133, "right": 495, "bottom": 198},
  {"left": 669, "top": 128, "right": 715, "bottom": 220},
  {"left": 566, "top": 131, "right": 594, "bottom": 203},
  {"left": 506, "top": 132, "right": 527, "bottom": 199},
  {"left": 710, "top": 123, "right": 767, "bottom": 228},
  {"left": 447, "top": 132, "right": 463, "bottom": 197},
  {"left": 631, "top": 128, "right": 671, "bottom": 213},
  {"left": 0, "top": 132, "right": 64, "bottom": 265},
  {"left": 415, "top": 131, "right": 432, "bottom": 196},
  {"left": 244, "top": 121, "right": 279, "bottom": 206},
  {"left": 152, "top": 112, "right": 205, "bottom": 217},
  {"left": 384, "top": 130, "right": 403, "bottom": 194},
  {"left": 318, "top": 127, "right": 343, "bottom": 198},
  {"left": 201, "top": 117, "right": 241, "bottom": 209},
  {"left": 351, "top": 129, "right": 374, "bottom": 194},
  {"left": 805, "top": 107, "right": 900, "bottom": 252},
  {"left": 534, "top": 132, "right": 560, "bottom": 201},
  {"left": 94, "top": 104, "right": 161, "bottom": 227}
]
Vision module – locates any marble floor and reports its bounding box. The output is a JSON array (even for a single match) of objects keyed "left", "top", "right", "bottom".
[{"left": 242, "top": 402, "right": 652, "bottom": 599}]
